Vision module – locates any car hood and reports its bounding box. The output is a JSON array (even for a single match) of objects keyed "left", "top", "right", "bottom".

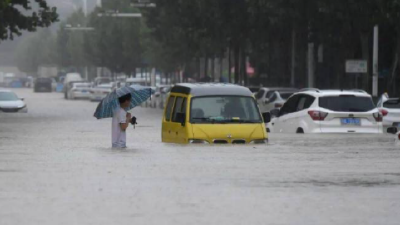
[{"left": 0, "top": 100, "right": 25, "bottom": 108}]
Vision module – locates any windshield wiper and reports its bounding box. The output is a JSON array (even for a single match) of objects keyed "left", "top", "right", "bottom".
[
  {"left": 224, "top": 119, "right": 260, "bottom": 124},
  {"left": 192, "top": 117, "right": 225, "bottom": 124}
]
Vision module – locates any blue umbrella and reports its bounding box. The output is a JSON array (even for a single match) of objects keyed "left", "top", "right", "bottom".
[{"left": 94, "top": 86, "right": 152, "bottom": 119}]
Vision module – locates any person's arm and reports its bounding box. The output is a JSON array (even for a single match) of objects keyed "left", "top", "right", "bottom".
[{"left": 120, "top": 113, "right": 131, "bottom": 131}]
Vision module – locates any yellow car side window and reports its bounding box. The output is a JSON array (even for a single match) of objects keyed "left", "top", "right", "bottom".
[{"left": 165, "top": 96, "right": 175, "bottom": 121}]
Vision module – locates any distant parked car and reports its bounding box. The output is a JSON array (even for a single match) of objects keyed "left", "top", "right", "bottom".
[
  {"left": 93, "top": 77, "right": 112, "bottom": 87},
  {"left": 34, "top": 78, "right": 52, "bottom": 92},
  {"left": 154, "top": 85, "right": 172, "bottom": 108},
  {"left": 89, "top": 84, "right": 113, "bottom": 102},
  {"left": 51, "top": 78, "right": 57, "bottom": 91},
  {"left": 267, "top": 89, "right": 383, "bottom": 134},
  {"left": 67, "top": 83, "right": 92, "bottom": 100},
  {"left": 377, "top": 93, "right": 400, "bottom": 132},
  {"left": 125, "top": 77, "right": 147, "bottom": 87},
  {"left": 255, "top": 87, "right": 298, "bottom": 113},
  {"left": 63, "top": 73, "right": 83, "bottom": 99},
  {"left": 0, "top": 89, "right": 27, "bottom": 113}
]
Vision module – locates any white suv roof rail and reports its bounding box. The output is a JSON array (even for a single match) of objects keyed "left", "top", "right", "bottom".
[
  {"left": 347, "top": 89, "right": 368, "bottom": 94},
  {"left": 299, "top": 88, "right": 320, "bottom": 93}
]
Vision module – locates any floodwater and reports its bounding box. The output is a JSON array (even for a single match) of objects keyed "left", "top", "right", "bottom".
[{"left": 1, "top": 89, "right": 399, "bottom": 225}]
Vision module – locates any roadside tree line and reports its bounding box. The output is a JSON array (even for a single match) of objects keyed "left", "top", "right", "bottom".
[{"left": 12, "top": 0, "right": 400, "bottom": 95}]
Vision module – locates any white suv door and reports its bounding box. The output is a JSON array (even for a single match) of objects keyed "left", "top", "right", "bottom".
[
  {"left": 272, "top": 95, "right": 300, "bottom": 133},
  {"left": 289, "top": 94, "right": 317, "bottom": 133}
]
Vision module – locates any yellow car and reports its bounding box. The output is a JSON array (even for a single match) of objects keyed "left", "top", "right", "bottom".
[{"left": 162, "top": 83, "right": 271, "bottom": 144}]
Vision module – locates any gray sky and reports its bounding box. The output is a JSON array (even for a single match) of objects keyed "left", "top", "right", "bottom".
[{"left": 0, "top": 0, "right": 97, "bottom": 66}]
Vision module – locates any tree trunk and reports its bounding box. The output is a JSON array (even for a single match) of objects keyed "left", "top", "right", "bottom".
[
  {"left": 132, "top": 67, "right": 136, "bottom": 78},
  {"left": 389, "top": 36, "right": 400, "bottom": 95},
  {"left": 234, "top": 45, "right": 240, "bottom": 84},
  {"left": 211, "top": 56, "right": 215, "bottom": 82},
  {"left": 204, "top": 55, "right": 208, "bottom": 79},
  {"left": 360, "top": 33, "right": 370, "bottom": 92},
  {"left": 290, "top": 28, "right": 296, "bottom": 87},
  {"left": 228, "top": 47, "right": 232, "bottom": 83},
  {"left": 197, "top": 57, "right": 201, "bottom": 81},
  {"left": 241, "top": 49, "right": 247, "bottom": 86},
  {"left": 219, "top": 56, "right": 223, "bottom": 82}
]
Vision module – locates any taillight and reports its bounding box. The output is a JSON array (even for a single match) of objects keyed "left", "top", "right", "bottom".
[
  {"left": 308, "top": 110, "right": 328, "bottom": 121},
  {"left": 373, "top": 112, "right": 382, "bottom": 122},
  {"left": 275, "top": 103, "right": 283, "bottom": 108},
  {"left": 398, "top": 133, "right": 400, "bottom": 140},
  {"left": 379, "top": 109, "right": 388, "bottom": 117}
]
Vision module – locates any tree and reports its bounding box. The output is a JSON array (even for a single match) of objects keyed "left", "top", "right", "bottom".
[
  {"left": 56, "top": 10, "right": 89, "bottom": 73},
  {"left": 14, "top": 28, "right": 57, "bottom": 74},
  {"left": 0, "top": 0, "right": 58, "bottom": 42},
  {"left": 85, "top": 0, "right": 144, "bottom": 76}
]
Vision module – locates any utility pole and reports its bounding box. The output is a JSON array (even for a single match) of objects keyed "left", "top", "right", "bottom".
[
  {"left": 372, "top": 25, "right": 379, "bottom": 97},
  {"left": 307, "top": 43, "right": 315, "bottom": 88},
  {"left": 290, "top": 29, "right": 296, "bottom": 87},
  {"left": 82, "top": 0, "right": 88, "bottom": 17}
]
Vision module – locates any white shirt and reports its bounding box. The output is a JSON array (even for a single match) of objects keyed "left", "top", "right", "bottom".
[{"left": 112, "top": 107, "right": 127, "bottom": 148}]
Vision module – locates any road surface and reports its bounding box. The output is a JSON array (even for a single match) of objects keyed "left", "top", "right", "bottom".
[{"left": 1, "top": 89, "right": 400, "bottom": 225}]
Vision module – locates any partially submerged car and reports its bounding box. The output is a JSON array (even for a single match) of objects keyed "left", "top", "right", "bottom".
[
  {"left": 67, "top": 82, "right": 92, "bottom": 100},
  {"left": 267, "top": 89, "right": 382, "bottom": 134},
  {"left": 89, "top": 83, "right": 114, "bottom": 102},
  {"left": 162, "top": 83, "right": 270, "bottom": 144},
  {"left": 377, "top": 93, "right": 400, "bottom": 132},
  {"left": 0, "top": 90, "right": 27, "bottom": 113},
  {"left": 255, "top": 87, "right": 298, "bottom": 113}
]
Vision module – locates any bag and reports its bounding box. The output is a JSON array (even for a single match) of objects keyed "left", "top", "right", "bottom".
[{"left": 130, "top": 116, "right": 137, "bottom": 129}]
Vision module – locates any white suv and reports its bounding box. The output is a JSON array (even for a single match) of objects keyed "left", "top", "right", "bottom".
[
  {"left": 267, "top": 89, "right": 383, "bottom": 134},
  {"left": 377, "top": 94, "right": 400, "bottom": 131}
]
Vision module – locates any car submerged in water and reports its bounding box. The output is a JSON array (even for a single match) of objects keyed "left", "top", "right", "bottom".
[
  {"left": 161, "top": 83, "right": 271, "bottom": 144},
  {"left": 267, "top": 89, "right": 383, "bottom": 134},
  {"left": 0, "top": 90, "right": 27, "bottom": 113},
  {"left": 377, "top": 93, "right": 400, "bottom": 132}
]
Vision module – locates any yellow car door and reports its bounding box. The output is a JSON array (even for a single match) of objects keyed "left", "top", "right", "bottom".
[
  {"left": 162, "top": 95, "right": 176, "bottom": 143},
  {"left": 169, "top": 96, "right": 188, "bottom": 143}
]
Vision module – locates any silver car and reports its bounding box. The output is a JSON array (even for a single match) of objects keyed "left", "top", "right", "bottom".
[
  {"left": 256, "top": 87, "right": 298, "bottom": 113},
  {"left": 0, "top": 90, "right": 27, "bottom": 113}
]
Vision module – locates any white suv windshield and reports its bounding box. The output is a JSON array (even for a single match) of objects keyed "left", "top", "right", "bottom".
[
  {"left": 319, "top": 95, "right": 375, "bottom": 112},
  {"left": 191, "top": 96, "right": 262, "bottom": 124}
]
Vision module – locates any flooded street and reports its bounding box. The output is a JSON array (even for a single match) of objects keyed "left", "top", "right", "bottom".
[{"left": 1, "top": 89, "right": 400, "bottom": 225}]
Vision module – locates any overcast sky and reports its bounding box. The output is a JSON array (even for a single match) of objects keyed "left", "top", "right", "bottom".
[{"left": 0, "top": 0, "right": 98, "bottom": 66}]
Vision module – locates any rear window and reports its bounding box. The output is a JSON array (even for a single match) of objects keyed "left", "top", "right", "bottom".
[
  {"left": 319, "top": 95, "right": 375, "bottom": 112},
  {"left": 383, "top": 99, "right": 400, "bottom": 109},
  {"left": 37, "top": 78, "right": 51, "bottom": 82}
]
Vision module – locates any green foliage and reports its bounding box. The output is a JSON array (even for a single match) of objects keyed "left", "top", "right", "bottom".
[
  {"left": 15, "top": 28, "right": 56, "bottom": 73},
  {"left": 84, "top": 0, "right": 144, "bottom": 74},
  {"left": 0, "top": 0, "right": 58, "bottom": 41}
]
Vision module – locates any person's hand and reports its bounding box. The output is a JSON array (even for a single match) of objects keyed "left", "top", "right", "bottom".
[{"left": 126, "top": 113, "right": 132, "bottom": 123}]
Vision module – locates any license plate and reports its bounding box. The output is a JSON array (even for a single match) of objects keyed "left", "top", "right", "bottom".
[
  {"left": 341, "top": 118, "right": 361, "bottom": 126},
  {"left": 82, "top": 90, "right": 87, "bottom": 93}
]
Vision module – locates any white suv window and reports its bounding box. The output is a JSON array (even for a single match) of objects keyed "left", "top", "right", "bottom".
[
  {"left": 296, "top": 95, "right": 315, "bottom": 111},
  {"left": 319, "top": 95, "right": 375, "bottom": 112}
]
